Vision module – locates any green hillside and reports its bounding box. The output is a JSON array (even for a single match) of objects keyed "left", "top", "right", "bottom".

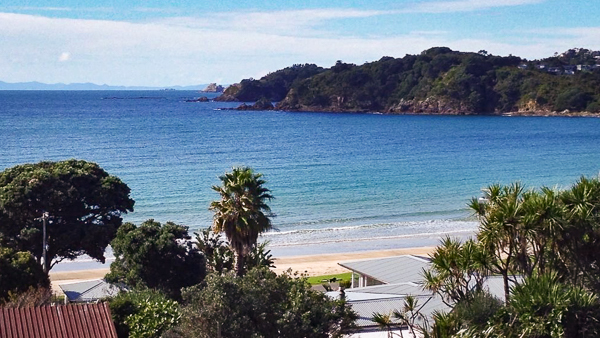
[
  {"left": 215, "top": 63, "right": 324, "bottom": 102},
  {"left": 218, "top": 47, "right": 600, "bottom": 114}
]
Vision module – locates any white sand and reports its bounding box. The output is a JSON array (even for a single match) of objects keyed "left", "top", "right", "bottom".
[{"left": 49, "top": 246, "right": 435, "bottom": 293}]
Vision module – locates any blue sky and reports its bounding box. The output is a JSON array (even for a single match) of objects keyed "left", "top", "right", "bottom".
[{"left": 1, "top": 0, "right": 599, "bottom": 86}]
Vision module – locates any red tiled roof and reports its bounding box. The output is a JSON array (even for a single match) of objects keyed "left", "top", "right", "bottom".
[{"left": 0, "top": 303, "right": 118, "bottom": 338}]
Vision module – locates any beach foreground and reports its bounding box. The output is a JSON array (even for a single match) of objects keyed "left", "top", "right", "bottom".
[{"left": 49, "top": 246, "right": 435, "bottom": 293}]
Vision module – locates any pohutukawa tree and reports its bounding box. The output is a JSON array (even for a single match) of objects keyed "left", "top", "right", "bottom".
[
  {"left": 0, "top": 160, "right": 134, "bottom": 273},
  {"left": 106, "top": 219, "right": 206, "bottom": 300},
  {"left": 209, "top": 167, "right": 274, "bottom": 277}
]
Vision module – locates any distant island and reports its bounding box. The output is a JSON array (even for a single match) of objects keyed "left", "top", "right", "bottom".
[
  {"left": 216, "top": 47, "right": 600, "bottom": 116},
  {"left": 201, "top": 83, "right": 224, "bottom": 93},
  {"left": 0, "top": 81, "right": 213, "bottom": 91}
]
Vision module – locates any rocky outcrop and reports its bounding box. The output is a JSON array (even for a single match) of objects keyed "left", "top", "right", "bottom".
[
  {"left": 277, "top": 94, "right": 480, "bottom": 114},
  {"left": 236, "top": 98, "right": 275, "bottom": 111},
  {"left": 214, "top": 84, "right": 241, "bottom": 101},
  {"left": 185, "top": 96, "right": 209, "bottom": 102},
  {"left": 201, "top": 83, "right": 224, "bottom": 93},
  {"left": 386, "top": 97, "right": 478, "bottom": 115}
]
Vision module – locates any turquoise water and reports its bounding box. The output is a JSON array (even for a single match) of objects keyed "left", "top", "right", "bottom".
[{"left": 2, "top": 90, "right": 600, "bottom": 264}]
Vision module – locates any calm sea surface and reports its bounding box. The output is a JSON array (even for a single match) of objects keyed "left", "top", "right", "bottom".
[{"left": 2, "top": 90, "right": 600, "bottom": 268}]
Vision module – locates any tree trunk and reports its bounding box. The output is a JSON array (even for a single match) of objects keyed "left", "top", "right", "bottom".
[
  {"left": 236, "top": 249, "right": 245, "bottom": 277},
  {"left": 502, "top": 269, "right": 510, "bottom": 304}
]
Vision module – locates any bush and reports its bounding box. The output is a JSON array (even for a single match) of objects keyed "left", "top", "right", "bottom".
[
  {"left": 0, "top": 247, "right": 49, "bottom": 303},
  {"left": 554, "top": 87, "right": 592, "bottom": 111},
  {"left": 452, "top": 291, "right": 503, "bottom": 330},
  {"left": 586, "top": 101, "right": 600, "bottom": 112},
  {"left": 178, "top": 268, "right": 357, "bottom": 338},
  {"left": 109, "top": 289, "right": 180, "bottom": 338}
]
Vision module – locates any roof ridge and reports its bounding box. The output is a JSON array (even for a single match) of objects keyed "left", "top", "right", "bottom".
[{"left": 79, "top": 279, "right": 108, "bottom": 296}]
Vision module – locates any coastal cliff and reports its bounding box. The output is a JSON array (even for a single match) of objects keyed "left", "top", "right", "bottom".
[{"left": 219, "top": 47, "right": 600, "bottom": 115}]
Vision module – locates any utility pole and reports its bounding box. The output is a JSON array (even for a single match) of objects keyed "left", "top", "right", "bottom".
[{"left": 36, "top": 212, "right": 50, "bottom": 274}]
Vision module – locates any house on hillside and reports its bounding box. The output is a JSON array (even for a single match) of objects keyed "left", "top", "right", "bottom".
[
  {"left": 548, "top": 67, "right": 562, "bottom": 74},
  {"left": 564, "top": 65, "right": 577, "bottom": 75},
  {"left": 0, "top": 303, "right": 118, "bottom": 338},
  {"left": 578, "top": 64, "right": 594, "bottom": 71}
]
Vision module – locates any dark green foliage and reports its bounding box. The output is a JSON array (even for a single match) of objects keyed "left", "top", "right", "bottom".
[
  {"left": 0, "top": 160, "right": 134, "bottom": 272},
  {"left": 227, "top": 64, "right": 324, "bottom": 101},
  {"left": 423, "top": 237, "right": 489, "bottom": 305},
  {"left": 554, "top": 87, "right": 593, "bottom": 111},
  {"left": 452, "top": 291, "right": 503, "bottom": 331},
  {"left": 195, "top": 227, "right": 234, "bottom": 274},
  {"left": 425, "top": 176, "right": 600, "bottom": 337},
  {"left": 428, "top": 310, "right": 462, "bottom": 338},
  {"left": 106, "top": 219, "right": 206, "bottom": 300},
  {"left": 109, "top": 289, "right": 180, "bottom": 338},
  {"left": 245, "top": 241, "right": 275, "bottom": 270},
  {"left": 587, "top": 101, "right": 600, "bottom": 112},
  {"left": 195, "top": 227, "right": 274, "bottom": 274},
  {"left": 221, "top": 47, "right": 600, "bottom": 114},
  {"left": 178, "top": 268, "right": 357, "bottom": 338},
  {"left": 557, "top": 176, "right": 600, "bottom": 292},
  {"left": 487, "top": 272, "right": 600, "bottom": 338},
  {"left": 0, "top": 247, "right": 49, "bottom": 303},
  {"left": 556, "top": 48, "right": 600, "bottom": 65}
]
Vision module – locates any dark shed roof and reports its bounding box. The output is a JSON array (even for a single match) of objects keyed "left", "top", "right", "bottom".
[{"left": 0, "top": 303, "right": 118, "bottom": 338}]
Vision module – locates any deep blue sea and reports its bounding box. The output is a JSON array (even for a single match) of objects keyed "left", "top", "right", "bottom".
[{"left": 2, "top": 90, "right": 600, "bottom": 269}]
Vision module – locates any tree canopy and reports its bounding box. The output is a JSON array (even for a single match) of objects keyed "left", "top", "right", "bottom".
[
  {"left": 424, "top": 176, "right": 600, "bottom": 337},
  {"left": 178, "top": 267, "right": 357, "bottom": 338},
  {"left": 210, "top": 167, "right": 274, "bottom": 276},
  {"left": 0, "top": 247, "right": 49, "bottom": 303},
  {"left": 0, "top": 159, "right": 134, "bottom": 272},
  {"left": 106, "top": 219, "right": 206, "bottom": 300},
  {"left": 217, "top": 47, "right": 600, "bottom": 114}
]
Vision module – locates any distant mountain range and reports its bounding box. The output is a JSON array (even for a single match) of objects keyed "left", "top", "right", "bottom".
[{"left": 0, "top": 81, "right": 212, "bottom": 91}]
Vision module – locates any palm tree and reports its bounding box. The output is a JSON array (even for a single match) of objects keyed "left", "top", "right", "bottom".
[
  {"left": 372, "top": 312, "right": 399, "bottom": 338},
  {"left": 470, "top": 182, "right": 525, "bottom": 303},
  {"left": 210, "top": 167, "right": 274, "bottom": 276}
]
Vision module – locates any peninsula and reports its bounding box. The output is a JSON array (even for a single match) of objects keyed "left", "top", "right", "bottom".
[{"left": 216, "top": 47, "right": 600, "bottom": 116}]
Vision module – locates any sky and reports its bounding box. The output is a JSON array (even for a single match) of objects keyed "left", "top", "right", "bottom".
[{"left": 1, "top": 0, "right": 599, "bottom": 86}]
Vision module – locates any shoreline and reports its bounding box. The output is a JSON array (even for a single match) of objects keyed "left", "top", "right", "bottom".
[
  {"left": 49, "top": 246, "right": 435, "bottom": 291},
  {"left": 224, "top": 102, "right": 600, "bottom": 118}
]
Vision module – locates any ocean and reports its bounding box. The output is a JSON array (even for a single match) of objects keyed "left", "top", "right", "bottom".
[{"left": 2, "top": 90, "right": 600, "bottom": 270}]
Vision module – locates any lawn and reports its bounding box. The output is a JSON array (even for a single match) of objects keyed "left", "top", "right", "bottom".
[{"left": 306, "top": 272, "right": 352, "bottom": 286}]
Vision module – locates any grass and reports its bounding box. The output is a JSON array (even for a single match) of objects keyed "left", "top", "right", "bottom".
[{"left": 306, "top": 272, "right": 352, "bottom": 286}]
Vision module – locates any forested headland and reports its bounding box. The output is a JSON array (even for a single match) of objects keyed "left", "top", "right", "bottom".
[{"left": 216, "top": 47, "right": 600, "bottom": 115}]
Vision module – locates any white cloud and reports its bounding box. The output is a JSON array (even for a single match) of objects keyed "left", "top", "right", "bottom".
[
  {"left": 58, "top": 52, "right": 71, "bottom": 62},
  {"left": 404, "top": 0, "right": 547, "bottom": 13},
  {"left": 4, "top": 6, "right": 73, "bottom": 11},
  {"left": 154, "top": 8, "right": 387, "bottom": 37},
  {"left": 0, "top": 11, "right": 597, "bottom": 86}
]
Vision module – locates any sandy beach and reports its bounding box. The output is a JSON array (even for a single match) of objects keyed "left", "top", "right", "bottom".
[{"left": 49, "top": 246, "right": 435, "bottom": 292}]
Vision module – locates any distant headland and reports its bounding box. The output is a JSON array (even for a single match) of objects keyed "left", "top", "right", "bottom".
[{"left": 216, "top": 47, "right": 600, "bottom": 116}]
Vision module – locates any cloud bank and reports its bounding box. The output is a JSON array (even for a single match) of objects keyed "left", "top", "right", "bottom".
[{"left": 0, "top": 6, "right": 597, "bottom": 86}]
